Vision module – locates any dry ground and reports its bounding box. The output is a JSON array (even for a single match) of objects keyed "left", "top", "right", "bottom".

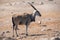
[{"left": 0, "top": 0, "right": 60, "bottom": 40}]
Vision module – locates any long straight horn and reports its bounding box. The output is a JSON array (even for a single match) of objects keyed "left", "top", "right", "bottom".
[{"left": 28, "top": 2, "right": 38, "bottom": 11}]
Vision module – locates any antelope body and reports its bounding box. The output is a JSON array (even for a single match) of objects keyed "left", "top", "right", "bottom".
[{"left": 12, "top": 3, "right": 41, "bottom": 37}]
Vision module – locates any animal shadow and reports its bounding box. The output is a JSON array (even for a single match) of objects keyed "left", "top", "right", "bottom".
[
  {"left": 21, "top": 33, "right": 46, "bottom": 37},
  {"left": 19, "top": 34, "right": 46, "bottom": 40},
  {"left": 28, "top": 34, "right": 46, "bottom": 37}
]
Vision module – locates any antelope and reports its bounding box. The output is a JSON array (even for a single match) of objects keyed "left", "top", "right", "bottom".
[{"left": 12, "top": 3, "right": 41, "bottom": 37}]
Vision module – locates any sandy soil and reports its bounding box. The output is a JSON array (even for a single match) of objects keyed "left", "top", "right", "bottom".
[{"left": 0, "top": 0, "right": 60, "bottom": 40}]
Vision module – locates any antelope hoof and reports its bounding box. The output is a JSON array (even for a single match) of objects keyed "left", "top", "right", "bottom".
[
  {"left": 12, "top": 35, "right": 14, "bottom": 37},
  {"left": 26, "top": 34, "right": 28, "bottom": 36},
  {"left": 17, "top": 35, "right": 19, "bottom": 37}
]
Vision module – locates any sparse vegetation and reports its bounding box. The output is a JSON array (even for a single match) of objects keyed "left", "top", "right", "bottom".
[
  {"left": 54, "top": 37, "right": 60, "bottom": 40},
  {"left": 48, "top": 0, "right": 54, "bottom": 1},
  {"left": 40, "top": 2, "right": 44, "bottom": 5},
  {"left": 6, "top": 31, "right": 10, "bottom": 33},
  {"left": 31, "top": 2, "right": 34, "bottom": 4}
]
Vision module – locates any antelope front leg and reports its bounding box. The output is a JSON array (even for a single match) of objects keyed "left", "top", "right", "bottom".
[
  {"left": 26, "top": 25, "right": 28, "bottom": 36},
  {"left": 12, "top": 24, "right": 15, "bottom": 37},
  {"left": 15, "top": 25, "right": 19, "bottom": 37}
]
